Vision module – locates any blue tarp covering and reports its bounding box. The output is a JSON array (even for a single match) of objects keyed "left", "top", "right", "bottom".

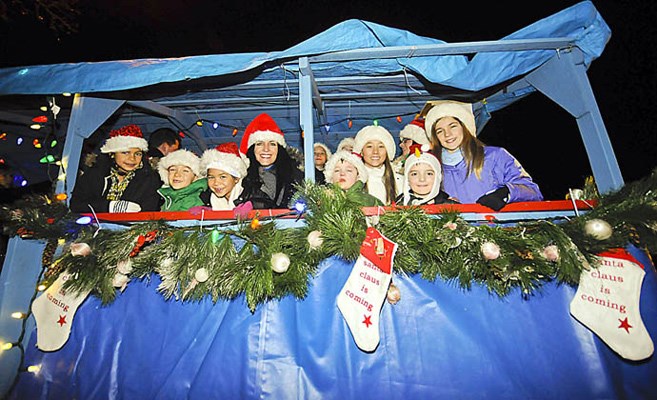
[
  {"left": 0, "top": 1, "right": 608, "bottom": 96},
  {"left": 7, "top": 246, "right": 657, "bottom": 399}
]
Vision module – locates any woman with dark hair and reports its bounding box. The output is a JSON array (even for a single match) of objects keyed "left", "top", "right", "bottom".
[
  {"left": 425, "top": 100, "right": 542, "bottom": 211},
  {"left": 239, "top": 113, "right": 304, "bottom": 209},
  {"left": 69, "top": 125, "right": 162, "bottom": 213}
]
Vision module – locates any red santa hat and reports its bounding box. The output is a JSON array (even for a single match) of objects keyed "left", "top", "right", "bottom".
[
  {"left": 201, "top": 142, "right": 249, "bottom": 179},
  {"left": 353, "top": 125, "right": 396, "bottom": 161},
  {"left": 157, "top": 149, "right": 201, "bottom": 185},
  {"left": 100, "top": 124, "right": 149, "bottom": 154},
  {"left": 239, "top": 113, "right": 286, "bottom": 155},
  {"left": 424, "top": 100, "right": 477, "bottom": 138},
  {"left": 399, "top": 118, "right": 430, "bottom": 145},
  {"left": 324, "top": 150, "right": 369, "bottom": 184},
  {"left": 402, "top": 144, "right": 442, "bottom": 205}
]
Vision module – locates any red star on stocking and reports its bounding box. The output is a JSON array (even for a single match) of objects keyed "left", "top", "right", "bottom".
[
  {"left": 618, "top": 317, "right": 632, "bottom": 333},
  {"left": 57, "top": 314, "right": 67, "bottom": 327},
  {"left": 362, "top": 315, "right": 372, "bottom": 328}
]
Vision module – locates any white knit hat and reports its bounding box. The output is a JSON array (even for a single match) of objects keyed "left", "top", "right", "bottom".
[
  {"left": 314, "top": 142, "right": 332, "bottom": 163},
  {"left": 324, "top": 150, "right": 368, "bottom": 184},
  {"left": 157, "top": 149, "right": 201, "bottom": 185},
  {"left": 353, "top": 125, "right": 396, "bottom": 161},
  {"left": 239, "top": 113, "right": 286, "bottom": 155},
  {"left": 100, "top": 124, "right": 149, "bottom": 154},
  {"left": 201, "top": 142, "right": 249, "bottom": 179},
  {"left": 337, "top": 137, "right": 355, "bottom": 152},
  {"left": 399, "top": 118, "right": 430, "bottom": 145},
  {"left": 424, "top": 100, "right": 477, "bottom": 138},
  {"left": 402, "top": 144, "right": 442, "bottom": 205}
]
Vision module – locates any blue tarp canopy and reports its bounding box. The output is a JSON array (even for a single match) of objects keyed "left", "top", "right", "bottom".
[{"left": 0, "top": 1, "right": 622, "bottom": 193}]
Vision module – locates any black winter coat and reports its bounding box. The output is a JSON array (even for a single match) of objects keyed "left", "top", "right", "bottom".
[{"left": 69, "top": 155, "right": 162, "bottom": 213}]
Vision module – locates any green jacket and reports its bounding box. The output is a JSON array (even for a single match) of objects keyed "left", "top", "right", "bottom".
[
  {"left": 345, "top": 181, "right": 383, "bottom": 207},
  {"left": 158, "top": 178, "right": 207, "bottom": 211}
]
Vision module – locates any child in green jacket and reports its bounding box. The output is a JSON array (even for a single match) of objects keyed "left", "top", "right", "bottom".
[
  {"left": 157, "top": 149, "right": 206, "bottom": 211},
  {"left": 324, "top": 150, "right": 383, "bottom": 207}
]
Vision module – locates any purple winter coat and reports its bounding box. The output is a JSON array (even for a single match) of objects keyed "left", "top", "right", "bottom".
[{"left": 442, "top": 146, "right": 543, "bottom": 204}]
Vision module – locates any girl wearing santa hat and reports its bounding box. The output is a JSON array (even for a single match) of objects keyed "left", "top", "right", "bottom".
[
  {"left": 239, "top": 113, "right": 304, "bottom": 209},
  {"left": 69, "top": 124, "right": 162, "bottom": 213},
  {"left": 324, "top": 150, "right": 382, "bottom": 207},
  {"left": 391, "top": 117, "right": 430, "bottom": 175},
  {"left": 425, "top": 100, "right": 543, "bottom": 211},
  {"left": 353, "top": 125, "right": 402, "bottom": 205},
  {"left": 198, "top": 142, "right": 250, "bottom": 210},
  {"left": 396, "top": 144, "right": 457, "bottom": 206},
  {"left": 157, "top": 149, "right": 206, "bottom": 211}
]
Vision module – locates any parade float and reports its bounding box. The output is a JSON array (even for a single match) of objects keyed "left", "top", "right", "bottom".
[{"left": 1, "top": 1, "right": 656, "bottom": 398}]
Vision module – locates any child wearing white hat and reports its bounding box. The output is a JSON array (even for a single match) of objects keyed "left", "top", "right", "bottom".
[
  {"left": 157, "top": 149, "right": 206, "bottom": 211},
  {"left": 353, "top": 125, "right": 402, "bottom": 205},
  {"left": 396, "top": 144, "right": 456, "bottom": 206},
  {"left": 424, "top": 100, "right": 542, "bottom": 210},
  {"left": 324, "top": 150, "right": 382, "bottom": 207},
  {"left": 313, "top": 142, "right": 332, "bottom": 185},
  {"left": 336, "top": 137, "right": 355, "bottom": 153},
  {"left": 69, "top": 124, "right": 162, "bottom": 213},
  {"left": 199, "top": 142, "right": 250, "bottom": 210},
  {"left": 391, "top": 117, "right": 430, "bottom": 175}
]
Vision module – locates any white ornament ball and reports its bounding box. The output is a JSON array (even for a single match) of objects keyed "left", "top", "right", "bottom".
[
  {"left": 584, "top": 218, "right": 613, "bottom": 240},
  {"left": 443, "top": 222, "right": 458, "bottom": 231},
  {"left": 270, "top": 252, "right": 290, "bottom": 273},
  {"left": 450, "top": 237, "right": 463, "bottom": 249},
  {"left": 387, "top": 283, "right": 401, "bottom": 305},
  {"left": 542, "top": 245, "right": 560, "bottom": 262},
  {"left": 116, "top": 259, "right": 133, "bottom": 274},
  {"left": 112, "top": 273, "right": 130, "bottom": 290},
  {"left": 194, "top": 268, "right": 209, "bottom": 283},
  {"left": 70, "top": 242, "right": 92, "bottom": 257},
  {"left": 481, "top": 241, "right": 501, "bottom": 260},
  {"left": 307, "top": 230, "right": 324, "bottom": 250}
]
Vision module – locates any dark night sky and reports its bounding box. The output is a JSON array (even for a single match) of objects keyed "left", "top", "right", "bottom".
[{"left": 0, "top": 0, "right": 655, "bottom": 198}]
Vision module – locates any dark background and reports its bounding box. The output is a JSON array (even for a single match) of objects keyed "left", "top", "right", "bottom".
[{"left": 0, "top": 0, "right": 655, "bottom": 199}]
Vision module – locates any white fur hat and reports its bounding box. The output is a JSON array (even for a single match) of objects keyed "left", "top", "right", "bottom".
[
  {"left": 100, "top": 124, "right": 149, "bottom": 154},
  {"left": 424, "top": 100, "right": 477, "bottom": 138},
  {"left": 324, "top": 150, "right": 368, "bottom": 184},
  {"left": 314, "top": 142, "right": 333, "bottom": 161},
  {"left": 157, "top": 149, "right": 201, "bottom": 185},
  {"left": 353, "top": 125, "right": 396, "bottom": 161},
  {"left": 399, "top": 118, "right": 430, "bottom": 145},
  {"left": 337, "top": 137, "right": 355, "bottom": 152},
  {"left": 239, "top": 113, "right": 286, "bottom": 155},
  {"left": 201, "top": 142, "right": 249, "bottom": 179},
  {"left": 402, "top": 144, "right": 442, "bottom": 205}
]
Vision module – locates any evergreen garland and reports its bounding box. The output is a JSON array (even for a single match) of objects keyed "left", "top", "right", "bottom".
[{"left": 2, "top": 168, "right": 657, "bottom": 312}]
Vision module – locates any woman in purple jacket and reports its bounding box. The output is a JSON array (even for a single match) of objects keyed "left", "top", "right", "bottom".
[{"left": 425, "top": 100, "right": 543, "bottom": 210}]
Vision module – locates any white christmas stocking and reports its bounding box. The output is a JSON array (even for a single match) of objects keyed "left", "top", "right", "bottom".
[
  {"left": 337, "top": 227, "right": 397, "bottom": 352},
  {"left": 570, "top": 249, "right": 654, "bottom": 361},
  {"left": 31, "top": 272, "right": 91, "bottom": 351}
]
